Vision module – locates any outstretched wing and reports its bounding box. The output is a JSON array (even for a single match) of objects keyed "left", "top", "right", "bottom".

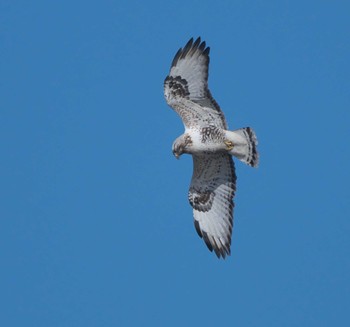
[
  {"left": 189, "top": 153, "right": 236, "bottom": 258},
  {"left": 164, "top": 37, "right": 227, "bottom": 129}
]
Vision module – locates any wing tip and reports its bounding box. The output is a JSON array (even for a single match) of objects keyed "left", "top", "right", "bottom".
[
  {"left": 194, "top": 221, "right": 232, "bottom": 259},
  {"left": 171, "top": 36, "right": 210, "bottom": 68}
]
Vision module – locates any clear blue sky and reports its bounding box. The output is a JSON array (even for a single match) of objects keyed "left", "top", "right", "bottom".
[{"left": 1, "top": 1, "right": 350, "bottom": 326}]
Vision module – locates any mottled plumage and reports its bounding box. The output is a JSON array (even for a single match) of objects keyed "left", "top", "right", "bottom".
[{"left": 164, "top": 37, "right": 259, "bottom": 258}]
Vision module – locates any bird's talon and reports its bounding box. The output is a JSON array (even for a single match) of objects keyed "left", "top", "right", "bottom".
[{"left": 224, "top": 140, "right": 234, "bottom": 150}]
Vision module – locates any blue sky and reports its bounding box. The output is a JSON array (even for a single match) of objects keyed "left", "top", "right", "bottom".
[{"left": 1, "top": 0, "right": 350, "bottom": 326}]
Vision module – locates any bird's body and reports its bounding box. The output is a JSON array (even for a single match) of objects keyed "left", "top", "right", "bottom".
[
  {"left": 176, "top": 127, "right": 225, "bottom": 154},
  {"left": 164, "top": 37, "right": 258, "bottom": 258}
]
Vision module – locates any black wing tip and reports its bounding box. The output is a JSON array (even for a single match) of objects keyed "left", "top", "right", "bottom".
[
  {"left": 210, "top": 237, "right": 231, "bottom": 259},
  {"left": 171, "top": 48, "right": 183, "bottom": 67},
  {"left": 214, "top": 239, "right": 231, "bottom": 259},
  {"left": 194, "top": 222, "right": 231, "bottom": 259},
  {"left": 171, "top": 36, "right": 210, "bottom": 68},
  {"left": 194, "top": 219, "right": 202, "bottom": 238}
]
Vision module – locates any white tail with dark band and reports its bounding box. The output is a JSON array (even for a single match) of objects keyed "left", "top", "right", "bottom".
[{"left": 225, "top": 127, "right": 259, "bottom": 167}]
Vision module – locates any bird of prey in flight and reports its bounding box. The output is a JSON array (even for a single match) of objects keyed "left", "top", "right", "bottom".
[{"left": 164, "top": 37, "right": 259, "bottom": 258}]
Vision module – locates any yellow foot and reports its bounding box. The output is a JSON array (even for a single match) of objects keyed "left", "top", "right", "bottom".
[{"left": 224, "top": 140, "right": 234, "bottom": 150}]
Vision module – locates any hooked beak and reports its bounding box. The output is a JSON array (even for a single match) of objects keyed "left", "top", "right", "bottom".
[{"left": 173, "top": 150, "right": 180, "bottom": 159}]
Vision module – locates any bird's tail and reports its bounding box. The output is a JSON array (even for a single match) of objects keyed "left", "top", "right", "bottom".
[{"left": 225, "top": 127, "right": 259, "bottom": 167}]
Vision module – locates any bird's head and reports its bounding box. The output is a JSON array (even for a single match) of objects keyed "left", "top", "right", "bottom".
[
  {"left": 172, "top": 142, "right": 185, "bottom": 159},
  {"left": 172, "top": 134, "right": 192, "bottom": 159}
]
